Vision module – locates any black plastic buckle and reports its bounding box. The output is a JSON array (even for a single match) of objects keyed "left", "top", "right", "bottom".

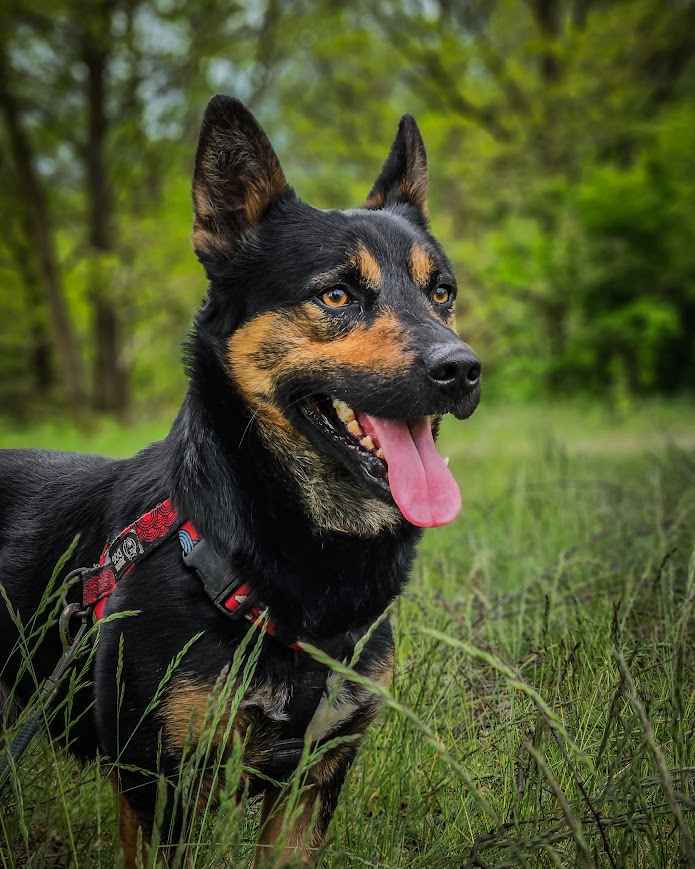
[{"left": 182, "top": 538, "right": 255, "bottom": 618}]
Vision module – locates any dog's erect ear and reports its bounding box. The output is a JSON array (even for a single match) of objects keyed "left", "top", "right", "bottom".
[
  {"left": 192, "top": 95, "right": 291, "bottom": 263},
  {"left": 365, "top": 114, "right": 428, "bottom": 221}
]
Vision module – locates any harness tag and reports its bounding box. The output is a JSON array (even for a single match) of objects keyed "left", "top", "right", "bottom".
[{"left": 110, "top": 531, "right": 144, "bottom": 573}]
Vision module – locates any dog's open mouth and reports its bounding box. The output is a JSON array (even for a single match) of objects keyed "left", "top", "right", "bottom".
[{"left": 299, "top": 397, "right": 461, "bottom": 528}]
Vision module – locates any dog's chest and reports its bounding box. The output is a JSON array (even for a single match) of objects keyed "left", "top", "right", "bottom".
[
  {"left": 243, "top": 670, "right": 364, "bottom": 743},
  {"left": 243, "top": 642, "right": 395, "bottom": 748}
]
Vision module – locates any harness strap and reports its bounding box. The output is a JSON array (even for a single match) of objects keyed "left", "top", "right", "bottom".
[
  {"left": 82, "top": 499, "right": 302, "bottom": 650},
  {"left": 0, "top": 504, "right": 375, "bottom": 791},
  {"left": 83, "top": 499, "right": 180, "bottom": 619},
  {"left": 180, "top": 526, "right": 302, "bottom": 651}
]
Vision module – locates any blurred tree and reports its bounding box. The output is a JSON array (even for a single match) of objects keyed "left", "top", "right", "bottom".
[
  {"left": 1, "top": 157, "right": 54, "bottom": 400},
  {"left": 0, "top": 0, "right": 292, "bottom": 419},
  {"left": 0, "top": 38, "right": 86, "bottom": 414},
  {"left": 80, "top": 1, "right": 129, "bottom": 412},
  {"left": 0, "top": 0, "right": 694, "bottom": 420}
]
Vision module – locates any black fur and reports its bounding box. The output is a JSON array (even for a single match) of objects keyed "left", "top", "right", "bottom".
[{"left": 0, "top": 96, "right": 480, "bottom": 863}]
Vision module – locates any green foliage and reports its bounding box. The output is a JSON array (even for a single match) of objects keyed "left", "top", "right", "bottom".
[{"left": 1, "top": 0, "right": 694, "bottom": 419}]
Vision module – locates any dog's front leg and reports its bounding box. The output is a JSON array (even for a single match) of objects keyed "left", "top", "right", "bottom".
[
  {"left": 254, "top": 786, "right": 321, "bottom": 867},
  {"left": 113, "top": 775, "right": 188, "bottom": 869},
  {"left": 114, "top": 784, "right": 158, "bottom": 869},
  {"left": 253, "top": 755, "right": 351, "bottom": 869},
  {"left": 117, "top": 791, "right": 146, "bottom": 869}
]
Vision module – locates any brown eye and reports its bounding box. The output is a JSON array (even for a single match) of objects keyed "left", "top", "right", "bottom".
[
  {"left": 321, "top": 287, "right": 352, "bottom": 308},
  {"left": 432, "top": 286, "right": 453, "bottom": 305}
]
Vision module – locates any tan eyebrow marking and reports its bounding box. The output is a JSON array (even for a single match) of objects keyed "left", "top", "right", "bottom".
[
  {"left": 409, "top": 242, "right": 434, "bottom": 287},
  {"left": 351, "top": 243, "right": 381, "bottom": 288},
  {"left": 364, "top": 189, "right": 384, "bottom": 210}
]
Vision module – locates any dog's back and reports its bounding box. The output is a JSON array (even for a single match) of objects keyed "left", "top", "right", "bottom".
[
  {"left": 0, "top": 449, "right": 114, "bottom": 704},
  {"left": 0, "top": 449, "right": 49, "bottom": 536},
  {"left": 0, "top": 448, "right": 112, "bottom": 551}
]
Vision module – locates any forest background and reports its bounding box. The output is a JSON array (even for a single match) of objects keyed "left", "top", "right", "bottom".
[{"left": 1, "top": 0, "right": 694, "bottom": 426}]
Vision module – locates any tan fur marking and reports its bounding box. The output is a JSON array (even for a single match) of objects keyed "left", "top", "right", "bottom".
[
  {"left": 161, "top": 677, "right": 215, "bottom": 750},
  {"left": 364, "top": 190, "right": 385, "bottom": 210},
  {"left": 226, "top": 305, "right": 412, "bottom": 447},
  {"left": 256, "top": 400, "right": 295, "bottom": 431},
  {"left": 312, "top": 746, "right": 354, "bottom": 789},
  {"left": 192, "top": 225, "right": 227, "bottom": 255},
  {"left": 110, "top": 775, "right": 146, "bottom": 869},
  {"left": 119, "top": 796, "right": 144, "bottom": 869},
  {"left": 229, "top": 306, "right": 412, "bottom": 399},
  {"left": 226, "top": 306, "right": 408, "bottom": 536},
  {"left": 352, "top": 243, "right": 381, "bottom": 287},
  {"left": 193, "top": 181, "right": 215, "bottom": 218},
  {"left": 409, "top": 243, "right": 434, "bottom": 287},
  {"left": 290, "top": 311, "right": 409, "bottom": 371},
  {"left": 161, "top": 676, "right": 278, "bottom": 774},
  {"left": 369, "top": 646, "right": 395, "bottom": 689},
  {"left": 401, "top": 176, "right": 428, "bottom": 217},
  {"left": 243, "top": 163, "right": 287, "bottom": 226},
  {"left": 254, "top": 788, "right": 320, "bottom": 867}
]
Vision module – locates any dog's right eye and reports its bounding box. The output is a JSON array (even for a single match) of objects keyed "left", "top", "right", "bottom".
[{"left": 319, "top": 287, "right": 353, "bottom": 308}]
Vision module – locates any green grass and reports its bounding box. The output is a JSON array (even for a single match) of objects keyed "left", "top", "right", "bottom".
[{"left": 2, "top": 399, "right": 695, "bottom": 867}]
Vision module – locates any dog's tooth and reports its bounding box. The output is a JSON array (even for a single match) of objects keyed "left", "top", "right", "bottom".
[
  {"left": 376, "top": 448, "right": 385, "bottom": 459},
  {"left": 347, "top": 419, "right": 363, "bottom": 437},
  {"left": 360, "top": 436, "right": 375, "bottom": 451},
  {"left": 332, "top": 398, "right": 355, "bottom": 423},
  {"left": 444, "top": 456, "right": 450, "bottom": 466}
]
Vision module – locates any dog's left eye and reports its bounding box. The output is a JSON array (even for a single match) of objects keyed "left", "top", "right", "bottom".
[
  {"left": 320, "top": 287, "right": 353, "bottom": 308},
  {"left": 431, "top": 285, "right": 454, "bottom": 306}
]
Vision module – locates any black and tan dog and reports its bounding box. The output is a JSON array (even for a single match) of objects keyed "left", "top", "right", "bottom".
[{"left": 0, "top": 96, "right": 480, "bottom": 865}]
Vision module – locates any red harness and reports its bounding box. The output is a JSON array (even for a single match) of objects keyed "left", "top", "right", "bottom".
[{"left": 82, "top": 499, "right": 301, "bottom": 651}]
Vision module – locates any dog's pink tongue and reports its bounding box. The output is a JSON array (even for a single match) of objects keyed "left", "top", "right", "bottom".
[{"left": 359, "top": 414, "right": 461, "bottom": 528}]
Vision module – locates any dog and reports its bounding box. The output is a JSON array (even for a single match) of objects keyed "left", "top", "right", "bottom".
[{"left": 0, "top": 95, "right": 480, "bottom": 866}]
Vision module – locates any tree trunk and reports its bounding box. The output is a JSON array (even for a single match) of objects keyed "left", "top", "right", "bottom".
[
  {"left": 0, "top": 49, "right": 85, "bottom": 415},
  {"left": 528, "top": 0, "right": 570, "bottom": 389},
  {"left": 530, "top": 0, "right": 561, "bottom": 84},
  {"left": 6, "top": 217, "right": 55, "bottom": 396},
  {"left": 27, "top": 285, "right": 54, "bottom": 395},
  {"left": 81, "top": 3, "right": 129, "bottom": 415}
]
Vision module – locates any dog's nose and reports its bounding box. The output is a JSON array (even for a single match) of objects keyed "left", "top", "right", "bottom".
[{"left": 425, "top": 343, "right": 481, "bottom": 393}]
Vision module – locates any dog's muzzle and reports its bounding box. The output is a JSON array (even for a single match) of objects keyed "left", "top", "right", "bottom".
[{"left": 423, "top": 341, "right": 481, "bottom": 419}]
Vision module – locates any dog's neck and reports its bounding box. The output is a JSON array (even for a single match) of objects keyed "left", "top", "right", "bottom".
[{"left": 165, "top": 336, "right": 421, "bottom": 638}]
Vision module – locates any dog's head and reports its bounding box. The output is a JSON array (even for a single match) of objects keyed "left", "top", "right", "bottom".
[{"left": 191, "top": 96, "right": 480, "bottom": 535}]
